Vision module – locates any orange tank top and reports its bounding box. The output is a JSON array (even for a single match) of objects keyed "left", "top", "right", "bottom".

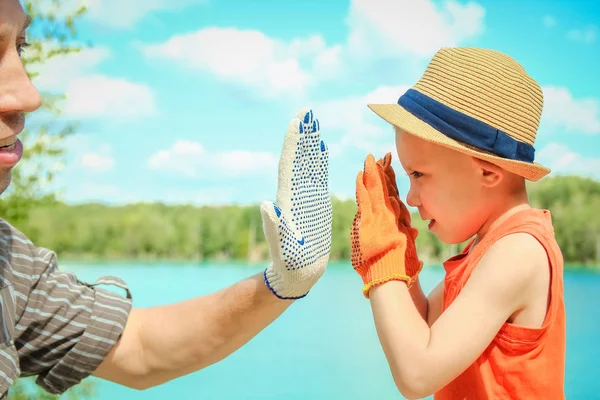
[{"left": 435, "top": 208, "right": 566, "bottom": 400}]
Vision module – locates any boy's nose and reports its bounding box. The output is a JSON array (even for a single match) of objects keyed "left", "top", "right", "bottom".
[
  {"left": 406, "top": 186, "right": 420, "bottom": 208},
  {"left": 0, "top": 51, "right": 42, "bottom": 115}
]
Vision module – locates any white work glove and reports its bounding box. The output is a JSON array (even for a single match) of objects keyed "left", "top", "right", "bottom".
[{"left": 260, "top": 108, "right": 332, "bottom": 299}]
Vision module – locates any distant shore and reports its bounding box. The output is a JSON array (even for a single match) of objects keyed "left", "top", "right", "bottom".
[{"left": 58, "top": 256, "right": 600, "bottom": 271}]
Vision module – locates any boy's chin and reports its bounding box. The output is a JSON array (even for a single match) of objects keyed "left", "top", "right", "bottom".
[
  {"left": 437, "top": 236, "right": 464, "bottom": 245},
  {"left": 434, "top": 227, "right": 474, "bottom": 246}
]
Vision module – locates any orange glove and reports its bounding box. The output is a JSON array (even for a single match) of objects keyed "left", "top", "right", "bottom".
[
  {"left": 351, "top": 154, "right": 422, "bottom": 298},
  {"left": 376, "top": 153, "right": 423, "bottom": 284}
]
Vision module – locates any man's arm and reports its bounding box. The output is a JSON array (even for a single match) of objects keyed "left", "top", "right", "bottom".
[
  {"left": 95, "top": 108, "right": 331, "bottom": 390},
  {"left": 94, "top": 272, "right": 291, "bottom": 390},
  {"left": 8, "top": 108, "right": 329, "bottom": 395},
  {"left": 368, "top": 233, "right": 548, "bottom": 399}
]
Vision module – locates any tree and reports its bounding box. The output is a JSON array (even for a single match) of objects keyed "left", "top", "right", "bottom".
[
  {"left": 8, "top": 376, "right": 95, "bottom": 400},
  {"left": 3, "top": 1, "right": 97, "bottom": 399}
]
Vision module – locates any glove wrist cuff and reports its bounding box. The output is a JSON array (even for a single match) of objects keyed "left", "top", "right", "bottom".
[
  {"left": 263, "top": 266, "right": 309, "bottom": 300},
  {"left": 359, "top": 247, "right": 411, "bottom": 298}
]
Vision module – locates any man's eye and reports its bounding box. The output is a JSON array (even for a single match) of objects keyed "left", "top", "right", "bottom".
[{"left": 17, "top": 41, "right": 30, "bottom": 57}]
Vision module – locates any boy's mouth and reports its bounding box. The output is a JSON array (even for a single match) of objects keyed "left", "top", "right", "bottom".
[{"left": 428, "top": 219, "right": 436, "bottom": 230}]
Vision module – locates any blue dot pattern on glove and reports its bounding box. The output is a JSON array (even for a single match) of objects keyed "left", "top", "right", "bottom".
[{"left": 278, "top": 110, "right": 332, "bottom": 271}]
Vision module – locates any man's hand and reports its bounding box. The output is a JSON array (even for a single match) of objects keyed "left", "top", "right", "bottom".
[
  {"left": 93, "top": 108, "right": 331, "bottom": 390},
  {"left": 261, "top": 108, "right": 332, "bottom": 299}
]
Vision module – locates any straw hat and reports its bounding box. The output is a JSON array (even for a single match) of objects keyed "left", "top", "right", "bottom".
[{"left": 368, "top": 47, "right": 550, "bottom": 181}]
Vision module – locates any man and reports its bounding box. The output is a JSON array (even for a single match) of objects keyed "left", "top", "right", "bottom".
[{"left": 0, "top": 0, "right": 332, "bottom": 397}]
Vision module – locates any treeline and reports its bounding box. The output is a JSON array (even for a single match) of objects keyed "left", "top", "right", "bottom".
[{"left": 9, "top": 175, "right": 600, "bottom": 267}]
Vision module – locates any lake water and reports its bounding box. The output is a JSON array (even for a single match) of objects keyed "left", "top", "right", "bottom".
[{"left": 56, "top": 261, "right": 599, "bottom": 399}]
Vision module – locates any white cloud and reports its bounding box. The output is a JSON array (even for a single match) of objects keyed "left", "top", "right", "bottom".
[
  {"left": 138, "top": 0, "right": 483, "bottom": 98},
  {"left": 542, "top": 87, "right": 600, "bottom": 135},
  {"left": 537, "top": 143, "right": 600, "bottom": 179},
  {"left": 141, "top": 29, "right": 341, "bottom": 98},
  {"left": 147, "top": 140, "right": 204, "bottom": 177},
  {"left": 346, "top": 0, "right": 486, "bottom": 58},
  {"left": 316, "top": 84, "right": 409, "bottom": 156},
  {"left": 80, "top": 153, "right": 115, "bottom": 172},
  {"left": 567, "top": 25, "right": 597, "bottom": 44},
  {"left": 542, "top": 15, "right": 557, "bottom": 28},
  {"left": 31, "top": 46, "right": 157, "bottom": 120},
  {"left": 74, "top": 0, "right": 206, "bottom": 29},
  {"left": 63, "top": 76, "right": 156, "bottom": 119},
  {"left": 65, "top": 135, "right": 116, "bottom": 173},
  {"left": 32, "top": 47, "right": 111, "bottom": 91},
  {"left": 147, "top": 140, "right": 278, "bottom": 179}
]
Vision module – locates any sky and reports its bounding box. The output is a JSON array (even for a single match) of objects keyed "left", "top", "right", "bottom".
[{"left": 28, "top": 0, "right": 600, "bottom": 206}]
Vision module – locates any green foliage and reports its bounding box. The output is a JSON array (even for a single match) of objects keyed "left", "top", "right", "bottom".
[
  {"left": 8, "top": 376, "right": 95, "bottom": 400},
  {"left": 528, "top": 175, "right": 600, "bottom": 265},
  {"left": 15, "top": 175, "right": 600, "bottom": 268}
]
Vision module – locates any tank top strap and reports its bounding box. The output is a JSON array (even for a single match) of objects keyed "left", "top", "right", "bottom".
[
  {"left": 448, "top": 208, "right": 563, "bottom": 335},
  {"left": 460, "top": 208, "right": 558, "bottom": 278}
]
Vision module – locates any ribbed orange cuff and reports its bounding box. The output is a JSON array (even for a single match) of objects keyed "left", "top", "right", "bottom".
[
  {"left": 408, "top": 260, "right": 424, "bottom": 284},
  {"left": 359, "top": 247, "right": 411, "bottom": 298},
  {"left": 362, "top": 273, "right": 411, "bottom": 298}
]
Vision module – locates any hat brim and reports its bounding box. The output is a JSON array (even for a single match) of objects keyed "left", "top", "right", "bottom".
[{"left": 367, "top": 103, "right": 551, "bottom": 182}]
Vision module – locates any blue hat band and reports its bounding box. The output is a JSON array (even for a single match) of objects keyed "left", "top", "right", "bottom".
[{"left": 398, "top": 89, "right": 535, "bottom": 163}]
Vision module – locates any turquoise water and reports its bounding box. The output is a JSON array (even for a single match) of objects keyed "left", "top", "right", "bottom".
[{"left": 61, "top": 262, "right": 598, "bottom": 399}]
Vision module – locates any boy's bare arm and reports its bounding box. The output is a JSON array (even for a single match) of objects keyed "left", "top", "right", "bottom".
[
  {"left": 407, "top": 277, "right": 444, "bottom": 325},
  {"left": 425, "top": 281, "right": 444, "bottom": 326},
  {"left": 408, "top": 277, "right": 428, "bottom": 321},
  {"left": 369, "top": 233, "right": 548, "bottom": 399}
]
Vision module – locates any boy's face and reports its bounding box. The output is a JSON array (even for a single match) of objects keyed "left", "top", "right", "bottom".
[
  {"left": 395, "top": 129, "right": 491, "bottom": 245},
  {"left": 0, "top": 0, "right": 42, "bottom": 195}
]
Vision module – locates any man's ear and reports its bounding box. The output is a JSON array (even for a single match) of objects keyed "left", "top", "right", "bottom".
[{"left": 472, "top": 157, "right": 504, "bottom": 188}]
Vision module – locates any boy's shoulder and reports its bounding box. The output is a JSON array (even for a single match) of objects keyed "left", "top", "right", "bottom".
[
  {"left": 480, "top": 205, "right": 553, "bottom": 277},
  {"left": 481, "top": 232, "right": 549, "bottom": 274},
  {"left": 447, "top": 207, "right": 558, "bottom": 320},
  {"left": 470, "top": 231, "right": 551, "bottom": 315}
]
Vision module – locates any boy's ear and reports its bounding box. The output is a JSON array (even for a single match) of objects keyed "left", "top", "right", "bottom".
[{"left": 472, "top": 157, "right": 504, "bottom": 187}]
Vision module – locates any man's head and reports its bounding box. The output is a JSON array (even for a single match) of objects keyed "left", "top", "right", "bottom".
[
  {"left": 0, "top": 0, "right": 42, "bottom": 195},
  {"left": 395, "top": 127, "right": 527, "bottom": 244}
]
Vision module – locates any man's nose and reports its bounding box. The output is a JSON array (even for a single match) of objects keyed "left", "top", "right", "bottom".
[{"left": 0, "top": 51, "right": 42, "bottom": 114}]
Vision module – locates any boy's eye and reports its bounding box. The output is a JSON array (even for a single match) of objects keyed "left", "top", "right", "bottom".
[{"left": 410, "top": 171, "right": 423, "bottom": 179}]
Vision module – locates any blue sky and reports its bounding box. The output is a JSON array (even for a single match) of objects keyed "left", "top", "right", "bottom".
[{"left": 30, "top": 0, "right": 600, "bottom": 206}]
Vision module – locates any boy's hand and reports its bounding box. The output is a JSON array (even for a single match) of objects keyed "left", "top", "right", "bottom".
[
  {"left": 260, "top": 108, "right": 332, "bottom": 300},
  {"left": 376, "top": 153, "right": 423, "bottom": 284},
  {"left": 351, "top": 154, "right": 416, "bottom": 298}
]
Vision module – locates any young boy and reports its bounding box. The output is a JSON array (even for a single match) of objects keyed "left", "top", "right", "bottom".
[{"left": 351, "top": 47, "right": 566, "bottom": 399}]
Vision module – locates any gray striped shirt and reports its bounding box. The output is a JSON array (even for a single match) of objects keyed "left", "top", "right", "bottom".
[{"left": 0, "top": 218, "right": 133, "bottom": 398}]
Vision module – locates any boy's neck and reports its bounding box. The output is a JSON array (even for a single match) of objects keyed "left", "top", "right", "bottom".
[{"left": 472, "top": 196, "right": 531, "bottom": 249}]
